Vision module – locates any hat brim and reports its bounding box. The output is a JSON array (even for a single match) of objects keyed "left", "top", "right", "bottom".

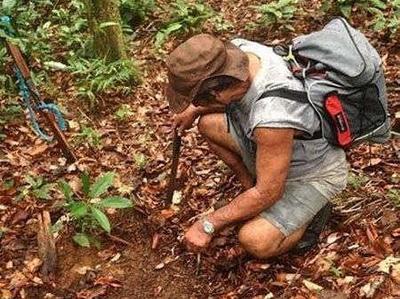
[
  {"left": 166, "top": 42, "right": 249, "bottom": 114},
  {"left": 166, "top": 83, "right": 191, "bottom": 114}
]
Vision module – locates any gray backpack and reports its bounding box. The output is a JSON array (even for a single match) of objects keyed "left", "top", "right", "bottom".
[{"left": 261, "top": 17, "right": 391, "bottom": 148}]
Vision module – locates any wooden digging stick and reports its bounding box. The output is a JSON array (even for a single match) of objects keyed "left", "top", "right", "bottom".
[
  {"left": 7, "top": 42, "right": 77, "bottom": 163},
  {"left": 166, "top": 129, "right": 182, "bottom": 203}
]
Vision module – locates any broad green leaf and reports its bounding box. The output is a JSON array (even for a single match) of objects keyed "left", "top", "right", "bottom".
[
  {"left": 89, "top": 172, "right": 114, "bottom": 198},
  {"left": 69, "top": 202, "right": 88, "bottom": 218},
  {"left": 81, "top": 172, "right": 90, "bottom": 196},
  {"left": 73, "top": 233, "right": 90, "bottom": 247},
  {"left": 91, "top": 207, "right": 111, "bottom": 233},
  {"left": 58, "top": 180, "right": 73, "bottom": 201},
  {"left": 99, "top": 197, "right": 133, "bottom": 209},
  {"left": 164, "top": 22, "right": 183, "bottom": 35}
]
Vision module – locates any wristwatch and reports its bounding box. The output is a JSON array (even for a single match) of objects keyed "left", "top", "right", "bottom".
[{"left": 202, "top": 219, "right": 215, "bottom": 235}]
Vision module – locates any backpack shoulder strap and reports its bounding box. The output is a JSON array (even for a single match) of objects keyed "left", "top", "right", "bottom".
[
  {"left": 257, "top": 88, "right": 322, "bottom": 140},
  {"left": 258, "top": 88, "right": 309, "bottom": 104}
]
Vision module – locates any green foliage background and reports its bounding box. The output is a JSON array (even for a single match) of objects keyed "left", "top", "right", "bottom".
[{"left": 0, "top": 0, "right": 398, "bottom": 125}]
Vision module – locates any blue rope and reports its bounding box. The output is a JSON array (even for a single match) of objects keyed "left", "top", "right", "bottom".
[
  {"left": 1, "top": 15, "right": 67, "bottom": 141},
  {"left": 15, "top": 67, "right": 52, "bottom": 140},
  {"left": 36, "top": 102, "right": 67, "bottom": 131}
]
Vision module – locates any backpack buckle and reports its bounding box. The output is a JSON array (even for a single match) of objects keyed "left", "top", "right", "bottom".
[{"left": 282, "top": 45, "right": 300, "bottom": 68}]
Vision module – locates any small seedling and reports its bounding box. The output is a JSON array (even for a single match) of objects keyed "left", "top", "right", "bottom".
[
  {"left": 133, "top": 152, "right": 148, "bottom": 170},
  {"left": 330, "top": 265, "right": 344, "bottom": 278},
  {"left": 347, "top": 172, "right": 369, "bottom": 189},
  {"left": 114, "top": 104, "right": 134, "bottom": 121},
  {"left": 74, "top": 125, "right": 102, "bottom": 148},
  {"left": 155, "top": 0, "right": 226, "bottom": 47},
  {"left": 58, "top": 172, "right": 133, "bottom": 247},
  {"left": 17, "top": 175, "right": 54, "bottom": 201},
  {"left": 2, "top": 179, "right": 14, "bottom": 190},
  {"left": 387, "top": 189, "right": 400, "bottom": 207},
  {"left": 251, "top": 0, "right": 299, "bottom": 31}
]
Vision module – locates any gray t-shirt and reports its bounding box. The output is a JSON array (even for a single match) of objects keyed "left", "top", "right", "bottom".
[{"left": 227, "top": 38, "right": 347, "bottom": 195}]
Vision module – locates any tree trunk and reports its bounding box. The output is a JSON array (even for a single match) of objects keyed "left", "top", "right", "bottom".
[{"left": 85, "top": 0, "right": 127, "bottom": 62}]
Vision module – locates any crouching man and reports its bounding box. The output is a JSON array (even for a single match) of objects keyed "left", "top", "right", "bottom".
[{"left": 165, "top": 34, "right": 348, "bottom": 259}]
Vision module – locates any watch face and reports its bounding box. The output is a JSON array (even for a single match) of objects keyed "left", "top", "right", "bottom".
[{"left": 203, "top": 220, "right": 215, "bottom": 235}]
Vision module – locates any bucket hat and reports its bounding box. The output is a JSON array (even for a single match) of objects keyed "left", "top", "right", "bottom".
[{"left": 166, "top": 34, "right": 249, "bottom": 113}]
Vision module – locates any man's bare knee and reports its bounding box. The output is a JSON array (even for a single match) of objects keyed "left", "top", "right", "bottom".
[
  {"left": 238, "top": 218, "right": 284, "bottom": 259},
  {"left": 197, "top": 114, "right": 213, "bottom": 136},
  {"left": 239, "top": 219, "right": 308, "bottom": 259}
]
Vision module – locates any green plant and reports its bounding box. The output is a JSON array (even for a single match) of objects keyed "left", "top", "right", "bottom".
[
  {"left": 0, "top": 47, "right": 15, "bottom": 92},
  {"left": 133, "top": 152, "right": 148, "bottom": 170},
  {"left": 2, "top": 179, "right": 14, "bottom": 190},
  {"left": 58, "top": 172, "right": 133, "bottom": 247},
  {"left": 69, "top": 58, "right": 140, "bottom": 105},
  {"left": 369, "top": 0, "right": 400, "bottom": 36},
  {"left": 330, "top": 265, "right": 344, "bottom": 278},
  {"left": 347, "top": 172, "right": 369, "bottom": 189},
  {"left": 120, "top": 0, "right": 155, "bottom": 28},
  {"left": 0, "top": 0, "right": 58, "bottom": 98},
  {"left": 0, "top": 103, "right": 22, "bottom": 125},
  {"left": 321, "top": 0, "right": 388, "bottom": 19},
  {"left": 17, "top": 175, "right": 54, "bottom": 201},
  {"left": 74, "top": 125, "right": 102, "bottom": 148},
  {"left": 155, "top": 0, "right": 216, "bottom": 48},
  {"left": 211, "top": 14, "right": 233, "bottom": 32},
  {"left": 252, "top": 0, "right": 299, "bottom": 31},
  {"left": 387, "top": 189, "right": 400, "bottom": 207},
  {"left": 114, "top": 104, "right": 134, "bottom": 121},
  {"left": 321, "top": 0, "right": 355, "bottom": 18}
]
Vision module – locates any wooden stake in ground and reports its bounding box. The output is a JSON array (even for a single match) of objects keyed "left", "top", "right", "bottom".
[
  {"left": 37, "top": 211, "right": 57, "bottom": 278},
  {"left": 166, "top": 129, "right": 182, "bottom": 203}
]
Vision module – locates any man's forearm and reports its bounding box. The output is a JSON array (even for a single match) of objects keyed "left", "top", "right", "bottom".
[
  {"left": 208, "top": 186, "right": 281, "bottom": 231},
  {"left": 194, "top": 104, "right": 225, "bottom": 116}
]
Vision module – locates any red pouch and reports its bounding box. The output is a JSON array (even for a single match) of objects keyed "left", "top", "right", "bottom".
[{"left": 324, "top": 93, "right": 352, "bottom": 147}]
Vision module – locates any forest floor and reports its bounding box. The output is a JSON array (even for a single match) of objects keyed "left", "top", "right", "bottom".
[{"left": 1, "top": 1, "right": 400, "bottom": 298}]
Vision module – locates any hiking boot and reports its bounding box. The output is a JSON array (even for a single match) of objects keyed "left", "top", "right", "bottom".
[{"left": 293, "top": 202, "right": 333, "bottom": 254}]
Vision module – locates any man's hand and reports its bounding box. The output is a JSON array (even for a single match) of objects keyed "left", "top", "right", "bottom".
[
  {"left": 184, "top": 221, "right": 212, "bottom": 252},
  {"left": 173, "top": 104, "right": 199, "bottom": 135}
]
